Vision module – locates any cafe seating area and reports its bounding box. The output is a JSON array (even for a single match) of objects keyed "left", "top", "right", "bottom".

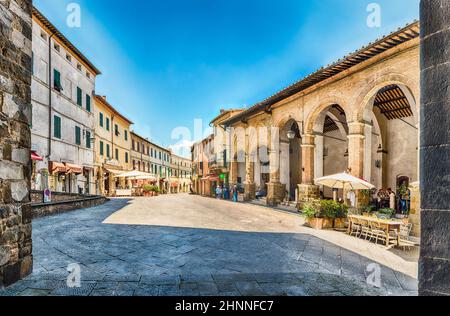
[{"left": 348, "top": 215, "right": 416, "bottom": 249}]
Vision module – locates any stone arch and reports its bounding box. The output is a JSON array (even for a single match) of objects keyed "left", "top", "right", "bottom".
[
  {"left": 305, "top": 96, "right": 352, "bottom": 135},
  {"left": 354, "top": 73, "right": 419, "bottom": 123}
]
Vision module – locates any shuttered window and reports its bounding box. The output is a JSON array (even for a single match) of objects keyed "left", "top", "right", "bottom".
[
  {"left": 77, "top": 87, "right": 82, "bottom": 106},
  {"left": 99, "top": 112, "right": 104, "bottom": 127},
  {"left": 86, "top": 131, "right": 91, "bottom": 148},
  {"left": 54, "top": 69, "right": 62, "bottom": 91},
  {"left": 54, "top": 115, "right": 61, "bottom": 139},
  {"left": 75, "top": 126, "right": 81, "bottom": 145},
  {"left": 86, "top": 94, "right": 91, "bottom": 112},
  {"left": 100, "top": 141, "right": 104, "bottom": 156}
]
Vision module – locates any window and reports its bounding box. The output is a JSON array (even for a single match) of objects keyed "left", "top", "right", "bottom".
[
  {"left": 100, "top": 141, "right": 104, "bottom": 156},
  {"left": 77, "top": 87, "right": 82, "bottom": 106},
  {"left": 124, "top": 130, "right": 128, "bottom": 141},
  {"left": 40, "top": 31, "right": 48, "bottom": 41},
  {"left": 125, "top": 152, "right": 129, "bottom": 164},
  {"left": 133, "top": 160, "right": 136, "bottom": 170},
  {"left": 77, "top": 63, "right": 82, "bottom": 71},
  {"left": 132, "top": 140, "right": 135, "bottom": 151},
  {"left": 86, "top": 131, "right": 91, "bottom": 148},
  {"left": 54, "top": 43, "right": 60, "bottom": 52},
  {"left": 99, "top": 112, "right": 104, "bottom": 127},
  {"left": 75, "top": 126, "right": 81, "bottom": 145},
  {"left": 106, "top": 144, "right": 110, "bottom": 158},
  {"left": 115, "top": 124, "right": 119, "bottom": 137},
  {"left": 53, "top": 69, "right": 62, "bottom": 91},
  {"left": 31, "top": 52, "right": 34, "bottom": 75},
  {"left": 66, "top": 54, "right": 72, "bottom": 62},
  {"left": 137, "top": 143, "right": 140, "bottom": 152},
  {"left": 86, "top": 94, "right": 91, "bottom": 112},
  {"left": 115, "top": 148, "right": 119, "bottom": 161},
  {"left": 86, "top": 72, "right": 91, "bottom": 79},
  {"left": 54, "top": 115, "right": 61, "bottom": 139},
  {"left": 106, "top": 117, "right": 110, "bottom": 131}
]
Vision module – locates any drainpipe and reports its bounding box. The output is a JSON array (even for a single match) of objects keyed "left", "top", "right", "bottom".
[{"left": 47, "top": 33, "right": 55, "bottom": 161}]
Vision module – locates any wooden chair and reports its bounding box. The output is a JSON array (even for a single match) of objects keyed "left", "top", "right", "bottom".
[
  {"left": 350, "top": 218, "right": 362, "bottom": 237},
  {"left": 359, "top": 219, "right": 372, "bottom": 240}
]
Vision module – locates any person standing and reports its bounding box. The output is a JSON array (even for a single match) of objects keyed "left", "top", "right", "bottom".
[{"left": 233, "top": 185, "right": 239, "bottom": 202}]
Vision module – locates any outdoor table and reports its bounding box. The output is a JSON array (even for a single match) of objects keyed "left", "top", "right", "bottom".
[{"left": 347, "top": 215, "right": 403, "bottom": 247}]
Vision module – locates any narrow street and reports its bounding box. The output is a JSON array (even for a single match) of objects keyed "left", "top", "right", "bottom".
[{"left": 1, "top": 195, "right": 417, "bottom": 296}]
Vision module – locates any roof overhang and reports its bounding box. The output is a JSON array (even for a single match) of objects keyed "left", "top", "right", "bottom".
[{"left": 222, "top": 21, "right": 420, "bottom": 127}]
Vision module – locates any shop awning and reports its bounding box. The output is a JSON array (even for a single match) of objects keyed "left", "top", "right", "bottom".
[
  {"left": 31, "top": 151, "right": 43, "bottom": 161},
  {"left": 49, "top": 161, "right": 67, "bottom": 174},
  {"left": 201, "top": 175, "right": 220, "bottom": 182},
  {"left": 105, "top": 168, "right": 124, "bottom": 175},
  {"left": 65, "top": 163, "right": 83, "bottom": 175}
]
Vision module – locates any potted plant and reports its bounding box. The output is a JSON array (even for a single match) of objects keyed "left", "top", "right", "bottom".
[
  {"left": 142, "top": 184, "right": 153, "bottom": 197},
  {"left": 302, "top": 200, "right": 336, "bottom": 230},
  {"left": 362, "top": 205, "right": 376, "bottom": 217},
  {"left": 333, "top": 202, "right": 349, "bottom": 229},
  {"left": 377, "top": 208, "right": 395, "bottom": 219}
]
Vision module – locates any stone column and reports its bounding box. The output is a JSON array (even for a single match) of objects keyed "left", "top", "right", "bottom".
[
  {"left": 298, "top": 134, "right": 319, "bottom": 205},
  {"left": 243, "top": 156, "right": 255, "bottom": 201},
  {"left": 0, "top": 0, "right": 33, "bottom": 288},
  {"left": 347, "top": 122, "right": 369, "bottom": 208},
  {"left": 419, "top": 0, "right": 450, "bottom": 296},
  {"left": 266, "top": 127, "right": 284, "bottom": 206}
]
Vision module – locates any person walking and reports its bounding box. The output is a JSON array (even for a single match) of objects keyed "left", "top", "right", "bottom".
[
  {"left": 215, "top": 186, "right": 222, "bottom": 200},
  {"left": 232, "top": 185, "right": 239, "bottom": 202}
]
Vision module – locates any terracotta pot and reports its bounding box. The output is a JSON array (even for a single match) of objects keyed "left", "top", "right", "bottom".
[
  {"left": 334, "top": 218, "right": 346, "bottom": 229},
  {"left": 308, "top": 218, "right": 333, "bottom": 230},
  {"left": 308, "top": 218, "right": 324, "bottom": 230}
]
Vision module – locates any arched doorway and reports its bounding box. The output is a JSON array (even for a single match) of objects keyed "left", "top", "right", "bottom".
[
  {"left": 279, "top": 120, "right": 302, "bottom": 200},
  {"left": 367, "top": 84, "right": 419, "bottom": 195},
  {"left": 314, "top": 104, "right": 349, "bottom": 199}
]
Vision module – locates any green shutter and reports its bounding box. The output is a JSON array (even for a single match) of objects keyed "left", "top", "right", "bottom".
[
  {"left": 86, "top": 94, "right": 91, "bottom": 112},
  {"left": 125, "top": 130, "right": 128, "bottom": 141},
  {"left": 125, "top": 152, "right": 129, "bottom": 163},
  {"left": 100, "top": 141, "right": 104, "bottom": 156},
  {"left": 75, "top": 126, "right": 81, "bottom": 145},
  {"left": 54, "top": 115, "right": 61, "bottom": 139},
  {"left": 115, "top": 148, "right": 119, "bottom": 160},
  {"left": 54, "top": 69, "right": 61, "bottom": 91},
  {"left": 106, "top": 144, "right": 110, "bottom": 158},
  {"left": 86, "top": 131, "right": 91, "bottom": 148},
  {"left": 99, "top": 113, "right": 104, "bottom": 127},
  {"left": 106, "top": 118, "right": 110, "bottom": 131},
  {"left": 77, "top": 87, "right": 82, "bottom": 106}
]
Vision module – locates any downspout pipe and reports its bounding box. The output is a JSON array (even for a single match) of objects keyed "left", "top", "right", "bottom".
[{"left": 47, "top": 33, "right": 55, "bottom": 160}]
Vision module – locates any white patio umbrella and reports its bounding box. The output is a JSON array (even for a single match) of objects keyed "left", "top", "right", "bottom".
[
  {"left": 114, "top": 171, "right": 153, "bottom": 180},
  {"left": 315, "top": 172, "right": 375, "bottom": 203},
  {"left": 315, "top": 172, "right": 375, "bottom": 191},
  {"left": 134, "top": 175, "right": 157, "bottom": 181}
]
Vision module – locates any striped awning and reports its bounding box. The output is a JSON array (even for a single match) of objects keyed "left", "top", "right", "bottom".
[{"left": 31, "top": 151, "right": 43, "bottom": 161}]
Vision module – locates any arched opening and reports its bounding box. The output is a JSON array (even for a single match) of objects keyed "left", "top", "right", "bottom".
[
  {"left": 279, "top": 120, "right": 302, "bottom": 200},
  {"left": 366, "top": 84, "right": 419, "bottom": 213},
  {"left": 314, "top": 104, "right": 349, "bottom": 199}
]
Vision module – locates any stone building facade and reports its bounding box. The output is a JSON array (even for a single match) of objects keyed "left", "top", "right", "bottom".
[
  {"left": 30, "top": 8, "right": 100, "bottom": 195},
  {"left": 221, "top": 22, "right": 420, "bottom": 211},
  {"left": 94, "top": 95, "right": 132, "bottom": 196},
  {"left": 0, "top": 0, "right": 33, "bottom": 288}
]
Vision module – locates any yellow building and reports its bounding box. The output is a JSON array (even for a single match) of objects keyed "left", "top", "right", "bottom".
[{"left": 94, "top": 95, "right": 133, "bottom": 196}]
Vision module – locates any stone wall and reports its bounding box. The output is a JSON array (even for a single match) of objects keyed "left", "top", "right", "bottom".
[
  {"left": 31, "top": 190, "right": 98, "bottom": 204},
  {"left": 32, "top": 196, "right": 108, "bottom": 219},
  {"left": 419, "top": 0, "right": 450, "bottom": 296},
  {"left": 0, "top": 0, "right": 33, "bottom": 288}
]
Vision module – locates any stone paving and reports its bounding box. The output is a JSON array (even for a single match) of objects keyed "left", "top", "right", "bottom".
[{"left": 0, "top": 195, "right": 418, "bottom": 296}]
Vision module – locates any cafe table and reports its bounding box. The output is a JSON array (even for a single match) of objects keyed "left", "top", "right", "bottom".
[{"left": 347, "top": 215, "right": 403, "bottom": 247}]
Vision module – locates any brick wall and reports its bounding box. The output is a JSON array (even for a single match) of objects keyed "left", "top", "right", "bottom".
[
  {"left": 419, "top": 0, "right": 450, "bottom": 296},
  {"left": 0, "top": 0, "right": 33, "bottom": 288}
]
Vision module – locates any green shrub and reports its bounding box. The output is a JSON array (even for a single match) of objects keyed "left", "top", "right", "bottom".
[
  {"left": 377, "top": 208, "right": 395, "bottom": 218},
  {"left": 302, "top": 199, "right": 348, "bottom": 219},
  {"left": 142, "top": 184, "right": 153, "bottom": 192}
]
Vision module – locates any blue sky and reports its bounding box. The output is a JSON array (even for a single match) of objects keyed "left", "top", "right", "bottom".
[{"left": 34, "top": 0, "right": 419, "bottom": 157}]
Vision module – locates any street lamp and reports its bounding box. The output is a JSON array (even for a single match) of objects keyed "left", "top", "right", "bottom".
[{"left": 286, "top": 130, "right": 296, "bottom": 140}]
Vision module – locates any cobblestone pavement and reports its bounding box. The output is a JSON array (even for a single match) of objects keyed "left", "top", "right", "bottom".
[{"left": 0, "top": 195, "right": 418, "bottom": 296}]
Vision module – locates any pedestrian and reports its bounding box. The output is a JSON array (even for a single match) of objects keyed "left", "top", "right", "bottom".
[
  {"left": 233, "top": 185, "right": 239, "bottom": 202},
  {"left": 216, "top": 186, "right": 222, "bottom": 199}
]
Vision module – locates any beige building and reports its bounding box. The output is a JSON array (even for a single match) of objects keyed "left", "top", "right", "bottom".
[
  {"left": 219, "top": 22, "right": 420, "bottom": 218},
  {"left": 169, "top": 154, "right": 192, "bottom": 193},
  {"left": 94, "top": 95, "right": 133, "bottom": 196}
]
